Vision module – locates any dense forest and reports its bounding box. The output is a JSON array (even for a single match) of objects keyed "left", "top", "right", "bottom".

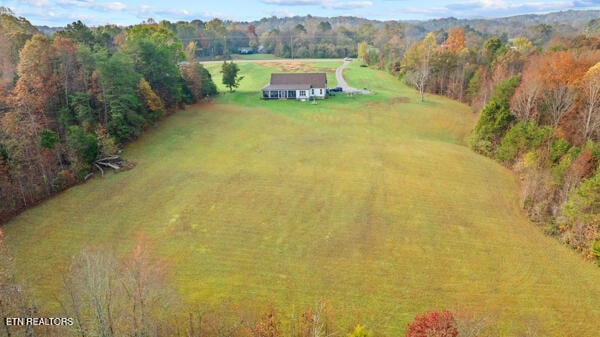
[{"left": 0, "top": 7, "right": 217, "bottom": 223}]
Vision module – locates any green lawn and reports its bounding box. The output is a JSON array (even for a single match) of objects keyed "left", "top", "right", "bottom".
[{"left": 4, "top": 61, "right": 600, "bottom": 336}]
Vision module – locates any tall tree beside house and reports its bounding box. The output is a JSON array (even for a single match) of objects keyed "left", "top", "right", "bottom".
[{"left": 221, "top": 61, "right": 244, "bottom": 93}]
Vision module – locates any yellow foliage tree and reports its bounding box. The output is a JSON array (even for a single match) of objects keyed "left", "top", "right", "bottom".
[
  {"left": 512, "top": 37, "right": 533, "bottom": 52},
  {"left": 137, "top": 78, "right": 164, "bottom": 115},
  {"left": 581, "top": 62, "right": 600, "bottom": 140},
  {"left": 357, "top": 41, "right": 368, "bottom": 64},
  {"left": 402, "top": 32, "right": 437, "bottom": 101}
]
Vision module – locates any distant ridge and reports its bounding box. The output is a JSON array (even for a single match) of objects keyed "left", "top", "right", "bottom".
[{"left": 35, "top": 9, "right": 600, "bottom": 37}]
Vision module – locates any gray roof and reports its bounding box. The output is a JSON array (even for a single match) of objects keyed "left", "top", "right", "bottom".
[
  {"left": 262, "top": 83, "right": 312, "bottom": 90},
  {"left": 263, "top": 73, "right": 327, "bottom": 90}
]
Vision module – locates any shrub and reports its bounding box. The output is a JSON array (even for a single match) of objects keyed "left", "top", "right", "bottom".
[
  {"left": 347, "top": 324, "right": 370, "bottom": 337},
  {"left": 406, "top": 310, "right": 458, "bottom": 337},
  {"left": 496, "top": 121, "right": 552, "bottom": 163},
  {"left": 470, "top": 76, "right": 520, "bottom": 156},
  {"left": 563, "top": 170, "right": 600, "bottom": 223},
  {"left": 549, "top": 138, "right": 571, "bottom": 164},
  {"left": 593, "top": 239, "right": 600, "bottom": 265},
  {"left": 40, "top": 129, "right": 60, "bottom": 150},
  {"left": 67, "top": 125, "right": 98, "bottom": 166}
]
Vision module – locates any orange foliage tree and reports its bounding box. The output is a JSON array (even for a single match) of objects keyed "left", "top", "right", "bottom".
[
  {"left": 511, "top": 53, "right": 543, "bottom": 122},
  {"left": 406, "top": 310, "right": 458, "bottom": 337},
  {"left": 444, "top": 27, "right": 466, "bottom": 53},
  {"left": 539, "top": 51, "right": 589, "bottom": 127}
]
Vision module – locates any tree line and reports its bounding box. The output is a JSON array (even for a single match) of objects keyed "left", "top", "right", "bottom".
[
  {"left": 387, "top": 21, "right": 600, "bottom": 263},
  {"left": 0, "top": 8, "right": 217, "bottom": 223}
]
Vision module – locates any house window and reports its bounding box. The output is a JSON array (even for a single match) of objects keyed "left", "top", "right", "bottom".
[
  {"left": 299, "top": 90, "right": 306, "bottom": 96},
  {"left": 320, "top": 89, "right": 323, "bottom": 95},
  {"left": 311, "top": 89, "right": 315, "bottom": 95}
]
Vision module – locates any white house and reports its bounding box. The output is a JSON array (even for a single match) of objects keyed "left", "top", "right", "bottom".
[{"left": 261, "top": 73, "right": 327, "bottom": 100}]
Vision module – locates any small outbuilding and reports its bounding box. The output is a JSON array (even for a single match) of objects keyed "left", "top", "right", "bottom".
[{"left": 262, "top": 73, "right": 327, "bottom": 100}]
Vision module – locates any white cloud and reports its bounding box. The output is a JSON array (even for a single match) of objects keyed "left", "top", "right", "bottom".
[
  {"left": 103, "top": 2, "right": 126, "bottom": 11},
  {"left": 266, "top": 8, "right": 296, "bottom": 17},
  {"left": 446, "top": 0, "right": 571, "bottom": 13},
  {"left": 55, "top": 0, "right": 93, "bottom": 7},
  {"left": 17, "top": 0, "right": 51, "bottom": 7},
  {"left": 328, "top": 1, "right": 372, "bottom": 9},
  {"left": 262, "top": 0, "right": 372, "bottom": 9},
  {"left": 262, "top": 0, "right": 323, "bottom": 5},
  {"left": 56, "top": 0, "right": 127, "bottom": 12}
]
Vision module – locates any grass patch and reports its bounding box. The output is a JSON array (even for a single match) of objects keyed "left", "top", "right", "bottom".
[{"left": 3, "top": 61, "right": 600, "bottom": 336}]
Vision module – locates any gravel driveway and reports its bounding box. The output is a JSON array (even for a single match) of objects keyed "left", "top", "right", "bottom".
[{"left": 335, "top": 61, "right": 371, "bottom": 94}]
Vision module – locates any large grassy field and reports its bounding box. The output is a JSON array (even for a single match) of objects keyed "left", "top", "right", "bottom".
[{"left": 4, "top": 60, "right": 600, "bottom": 336}]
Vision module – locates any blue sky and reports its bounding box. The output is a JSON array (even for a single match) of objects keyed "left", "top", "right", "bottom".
[{"left": 3, "top": 0, "right": 599, "bottom": 26}]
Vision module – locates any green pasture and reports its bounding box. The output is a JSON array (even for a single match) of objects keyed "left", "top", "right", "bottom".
[{"left": 3, "top": 60, "right": 600, "bottom": 336}]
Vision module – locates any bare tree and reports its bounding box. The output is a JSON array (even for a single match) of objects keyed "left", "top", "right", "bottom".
[
  {"left": 544, "top": 84, "right": 576, "bottom": 128},
  {"left": 580, "top": 63, "right": 600, "bottom": 141},
  {"left": 63, "top": 248, "right": 118, "bottom": 337},
  {"left": 403, "top": 32, "right": 436, "bottom": 102},
  {"left": 511, "top": 77, "right": 542, "bottom": 122},
  {"left": 121, "top": 235, "right": 175, "bottom": 337}
]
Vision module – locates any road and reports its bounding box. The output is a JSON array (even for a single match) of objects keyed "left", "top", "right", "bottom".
[{"left": 335, "top": 61, "right": 371, "bottom": 94}]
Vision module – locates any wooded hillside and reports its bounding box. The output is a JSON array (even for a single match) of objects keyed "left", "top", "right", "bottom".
[{"left": 0, "top": 8, "right": 217, "bottom": 223}]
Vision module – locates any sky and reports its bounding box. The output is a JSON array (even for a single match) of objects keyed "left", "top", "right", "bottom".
[{"left": 3, "top": 0, "right": 600, "bottom": 26}]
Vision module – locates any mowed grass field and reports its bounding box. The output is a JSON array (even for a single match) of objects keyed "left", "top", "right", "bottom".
[{"left": 4, "top": 60, "right": 600, "bottom": 336}]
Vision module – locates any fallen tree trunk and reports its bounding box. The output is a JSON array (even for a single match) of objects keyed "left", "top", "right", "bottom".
[
  {"left": 96, "top": 161, "right": 120, "bottom": 170},
  {"left": 93, "top": 154, "right": 135, "bottom": 174}
]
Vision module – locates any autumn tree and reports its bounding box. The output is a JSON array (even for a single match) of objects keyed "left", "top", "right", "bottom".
[
  {"left": 252, "top": 307, "right": 281, "bottom": 337},
  {"left": 122, "top": 236, "right": 172, "bottom": 337},
  {"left": 580, "top": 62, "right": 600, "bottom": 141},
  {"left": 357, "top": 41, "right": 368, "bottom": 64},
  {"left": 4, "top": 34, "right": 63, "bottom": 202},
  {"left": 403, "top": 32, "right": 437, "bottom": 102},
  {"left": 539, "top": 51, "right": 587, "bottom": 128},
  {"left": 444, "top": 27, "right": 466, "bottom": 53},
  {"left": 512, "top": 37, "right": 533, "bottom": 52},
  {"left": 137, "top": 78, "right": 164, "bottom": 124},
  {"left": 296, "top": 300, "right": 334, "bottom": 337},
  {"left": 180, "top": 41, "right": 206, "bottom": 102},
  {"left": 62, "top": 248, "right": 120, "bottom": 337},
  {"left": 0, "top": 8, "right": 37, "bottom": 95},
  {"left": 406, "top": 310, "right": 458, "bottom": 337},
  {"left": 12, "top": 34, "right": 59, "bottom": 123},
  {"left": 511, "top": 55, "right": 543, "bottom": 122}
]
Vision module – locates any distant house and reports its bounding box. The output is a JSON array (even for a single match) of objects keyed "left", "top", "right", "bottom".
[
  {"left": 261, "top": 73, "right": 327, "bottom": 100},
  {"left": 238, "top": 47, "right": 253, "bottom": 54}
]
